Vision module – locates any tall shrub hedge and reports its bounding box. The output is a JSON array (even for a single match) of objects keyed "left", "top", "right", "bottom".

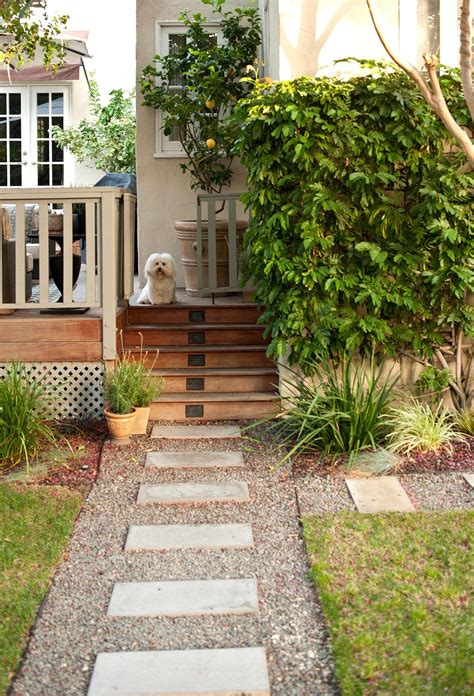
[{"left": 234, "top": 63, "right": 473, "bottom": 369}]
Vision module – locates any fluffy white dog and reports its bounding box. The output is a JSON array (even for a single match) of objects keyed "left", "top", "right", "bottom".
[{"left": 137, "top": 252, "right": 177, "bottom": 305}]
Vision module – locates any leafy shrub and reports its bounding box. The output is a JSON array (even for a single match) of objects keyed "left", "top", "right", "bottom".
[
  {"left": 386, "top": 400, "right": 465, "bottom": 454},
  {"left": 416, "top": 366, "right": 451, "bottom": 396},
  {"left": 0, "top": 362, "right": 58, "bottom": 469},
  {"left": 233, "top": 62, "right": 473, "bottom": 405},
  {"left": 268, "top": 353, "right": 398, "bottom": 464}
]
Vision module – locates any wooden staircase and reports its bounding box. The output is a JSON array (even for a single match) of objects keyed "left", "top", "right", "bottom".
[{"left": 124, "top": 299, "right": 280, "bottom": 421}]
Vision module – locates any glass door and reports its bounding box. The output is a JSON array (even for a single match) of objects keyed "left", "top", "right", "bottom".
[
  {"left": 0, "top": 86, "right": 68, "bottom": 187},
  {"left": 0, "top": 87, "right": 28, "bottom": 187}
]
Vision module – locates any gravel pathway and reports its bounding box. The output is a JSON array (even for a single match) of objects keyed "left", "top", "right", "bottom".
[{"left": 12, "top": 430, "right": 339, "bottom": 696}]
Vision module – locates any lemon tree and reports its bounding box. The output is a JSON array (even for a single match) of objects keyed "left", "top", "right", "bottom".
[{"left": 140, "top": 0, "right": 261, "bottom": 194}]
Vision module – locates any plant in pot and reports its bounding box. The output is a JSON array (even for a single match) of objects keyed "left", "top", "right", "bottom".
[
  {"left": 104, "top": 359, "right": 138, "bottom": 445},
  {"left": 140, "top": 0, "right": 261, "bottom": 295},
  {"left": 129, "top": 360, "right": 165, "bottom": 435}
]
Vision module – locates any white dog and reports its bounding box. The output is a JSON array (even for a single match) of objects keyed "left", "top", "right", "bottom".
[{"left": 137, "top": 252, "right": 177, "bottom": 305}]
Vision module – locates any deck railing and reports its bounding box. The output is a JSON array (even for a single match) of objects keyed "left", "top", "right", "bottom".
[
  {"left": 0, "top": 187, "right": 136, "bottom": 359},
  {"left": 196, "top": 192, "right": 250, "bottom": 296}
]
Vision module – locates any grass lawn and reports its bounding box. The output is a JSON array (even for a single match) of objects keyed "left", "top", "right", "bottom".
[
  {"left": 303, "top": 511, "right": 474, "bottom": 695},
  {"left": 0, "top": 484, "right": 82, "bottom": 695}
]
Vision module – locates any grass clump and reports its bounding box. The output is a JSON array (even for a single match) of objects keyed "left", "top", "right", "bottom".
[
  {"left": 0, "top": 483, "right": 82, "bottom": 694},
  {"left": 269, "top": 354, "right": 398, "bottom": 465},
  {"left": 0, "top": 363, "right": 59, "bottom": 471},
  {"left": 454, "top": 408, "right": 474, "bottom": 436},
  {"left": 303, "top": 511, "right": 474, "bottom": 695},
  {"left": 386, "top": 400, "right": 465, "bottom": 454}
]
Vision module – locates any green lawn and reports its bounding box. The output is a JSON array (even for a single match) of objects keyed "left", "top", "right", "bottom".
[
  {"left": 0, "top": 484, "right": 82, "bottom": 695},
  {"left": 303, "top": 511, "right": 474, "bottom": 695}
]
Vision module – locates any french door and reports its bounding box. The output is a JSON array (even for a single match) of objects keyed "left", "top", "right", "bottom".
[{"left": 0, "top": 85, "right": 69, "bottom": 187}]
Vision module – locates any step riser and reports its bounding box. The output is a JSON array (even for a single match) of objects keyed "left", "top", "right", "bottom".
[
  {"left": 128, "top": 350, "right": 274, "bottom": 369},
  {"left": 150, "top": 400, "right": 280, "bottom": 421},
  {"left": 128, "top": 306, "right": 260, "bottom": 325},
  {"left": 124, "top": 328, "right": 267, "bottom": 347},
  {"left": 161, "top": 374, "right": 277, "bottom": 394}
]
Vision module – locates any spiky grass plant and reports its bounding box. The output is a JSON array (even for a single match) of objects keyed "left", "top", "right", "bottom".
[
  {"left": 0, "top": 362, "right": 58, "bottom": 471},
  {"left": 453, "top": 408, "right": 474, "bottom": 436},
  {"left": 386, "top": 400, "right": 466, "bottom": 454},
  {"left": 265, "top": 353, "right": 398, "bottom": 466}
]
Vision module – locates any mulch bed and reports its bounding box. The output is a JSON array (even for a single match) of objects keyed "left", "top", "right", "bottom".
[
  {"left": 292, "top": 436, "right": 474, "bottom": 476},
  {"left": 37, "top": 420, "right": 107, "bottom": 489}
]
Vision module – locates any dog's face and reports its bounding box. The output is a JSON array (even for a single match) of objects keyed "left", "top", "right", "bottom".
[{"left": 145, "top": 253, "right": 177, "bottom": 280}]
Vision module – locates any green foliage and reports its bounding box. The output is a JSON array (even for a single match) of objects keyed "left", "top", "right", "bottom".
[
  {"left": 233, "top": 62, "right": 474, "bottom": 370},
  {"left": 52, "top": 79, "right": 136, "bottom": 173},
  {"left": 416, "top": 365, "right": 451, "bottom": 396},
  {"left": 129, "top": 362, "right": 164, "bottom": 408},
  {"left": 104, "top": 359, "right": 136, "bottom": 415},
  {"left": 0, "top": 362, "right": 58, "bottom": 470},
  {"left": 386, "top": 400, "right": 465, "bottom": 453},
  {"left": 266, "top": 353, "right": 398, "bottom": 465},
  {"left": 0, "top": 0, "right": 68, "bottom": 70},
  {"left": 140, "top": 0, "right": 261, "bottom": 193}
]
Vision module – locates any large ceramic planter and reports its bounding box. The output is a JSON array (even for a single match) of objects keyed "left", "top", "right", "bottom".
[
  {"left": 104, "top": 408, "right": 137, "bottom": 445},
  {"left": 175, "top": 220, "right": 247, "bottom": 296},
  {"left": 131, "top": 406, "right": 151, "bottom": 435}
]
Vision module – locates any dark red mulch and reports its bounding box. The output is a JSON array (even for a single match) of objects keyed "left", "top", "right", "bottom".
[
  {"left": 38, "top": 420, "right": 107, "bottom": 489},
  {"left": 292, "top": 436, "right": 474, "bottom": 476}
]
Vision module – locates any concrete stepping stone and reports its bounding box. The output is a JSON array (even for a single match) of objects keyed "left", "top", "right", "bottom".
[
  {"left": 463, "top": 473, "right": 474, "bottom": 489},
  {"left": 87, "top": 647, "right": 270, "bottom": 696},
  {"left": 125, "top": 523, "right": 254, "bottom": 551},
  {"left": 151, "top": 424, "right": 241, "bottom": 439},
  {"left": 346, "top": 476, "right": 415, "bottom": 513},
  {"left": 137, "top": 481, "right": 250, "bottom": 505},
  {"left": 145, "top": 450, "right": 244, "bottom": 469},
  {"left": 107, "top": 578, "right": 259, "bottom": 617}
]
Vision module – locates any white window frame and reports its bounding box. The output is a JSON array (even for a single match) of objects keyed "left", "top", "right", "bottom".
[
  {"left": 399, "top": 0, "right": 460, "bottom": 68},
  {"left": 154, "top": 21, "right": 222, "bottom": 158}
]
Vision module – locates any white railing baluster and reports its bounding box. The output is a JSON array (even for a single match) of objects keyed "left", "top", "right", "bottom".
[
  {"left": 62, "top": 201, "right": 73, "bottom": 304},
  {"left": 208, "top": 198, "right": 217, "bottom": 290},
  {"left": 38, "top": 202, "right": 49, "bottom": 305},
  {"left": 228, "top": 197, "right": 238, "bottom": 288},
  {"left": 85, "top": 200, "right": 96, "bottom": 305},
  {"left": 15, "top": 204, "right": 26, "bottom": 304}
]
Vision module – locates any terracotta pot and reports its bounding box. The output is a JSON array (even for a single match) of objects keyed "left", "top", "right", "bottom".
[
  {"left": 104, "top": 408, "right": 137, "bottom": 445},
  {"left": 131, "top": 405, "right": 151, "bottom": 435},
  {"left": 175, "top": 219, "right": 247, "bottom": 296}
]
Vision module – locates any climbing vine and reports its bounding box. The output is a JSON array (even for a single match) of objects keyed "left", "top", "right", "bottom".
[{"left": 233, "top": 62, "right": 473, "bottom": 408}]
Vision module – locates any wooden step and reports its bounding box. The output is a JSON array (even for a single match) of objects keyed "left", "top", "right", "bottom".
[
  {"left": 127, "top": 303, "right": 261, "bottom": 325},
  {"left": 128, "top": 345, "right": 274, "bottom": 369},
  {"left": 124, "top": 324, "right": 267, "bottom": 347},
  {"left": 150, "top": 392, "right": 280, "bottom": 421},
  {"left": 157, "top": 367, "right": 278, "bottom": 394}
]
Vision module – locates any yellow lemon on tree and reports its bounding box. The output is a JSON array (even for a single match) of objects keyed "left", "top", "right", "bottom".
[
  {"left": 205, "top": 99, "right": 215, "bottom": 109},
  {"left": 206, "top": 138, "right": 216, "bottom": 149}
]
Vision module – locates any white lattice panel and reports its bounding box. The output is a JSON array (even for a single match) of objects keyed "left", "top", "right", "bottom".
[{"left": 0, "top": 362, "right": 104, "bottom": 420}]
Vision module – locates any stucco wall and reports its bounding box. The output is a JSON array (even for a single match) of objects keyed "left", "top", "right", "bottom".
[{"left": 136, "top": 0, "right": 249, "bottom": 287}]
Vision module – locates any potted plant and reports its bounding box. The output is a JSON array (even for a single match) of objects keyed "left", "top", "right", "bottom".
[
  {"left": 104, "top": 359, "right": 138, "bottom": 445},
  {"left": 130, "top": 360, "right": 165, "bottom": 435},
  {"left": 140, "top": 0, "right": 261, "bottom": 295}
]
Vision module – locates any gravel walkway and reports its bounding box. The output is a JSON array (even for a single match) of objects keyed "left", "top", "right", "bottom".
[{"left": 12, "top": 429, "right": 339, "bottom": 696}]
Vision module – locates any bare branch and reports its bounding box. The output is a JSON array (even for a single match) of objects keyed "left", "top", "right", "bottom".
[
  {"left": 460, "top": 0, "right": 474, "bottom": 121},
  {"left": 365, "top": 0, "right": 474, "bottom": 170}
]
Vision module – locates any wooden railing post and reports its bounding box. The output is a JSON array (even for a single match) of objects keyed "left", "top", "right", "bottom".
[{"left": 101, "top": 190, "right": 118, "bottom": 360}]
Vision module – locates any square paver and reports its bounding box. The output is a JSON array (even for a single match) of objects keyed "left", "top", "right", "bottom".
[
  {"left": 151, "top": 425, "right": 241, "bottom": 439},
  {"left": 137, "top": 481, "right": 250, "bottom": 505},
  {"left": 346, "top": 476, "right": 415, "bottom": 513},
  {"left": 463, "top": 473, "right": 474, "bottom": 489},
  {"left": 145, "top": 451, "right": 244, "bottom": 469},
  {"left": 125, "top": 523, "right": 254, "bottom": 551},
  {"left": 107, "top": 578, "right": 258, "bottom": 617},
  {"left": 87, "top": 647, "right": 270, "bottom": 695}
]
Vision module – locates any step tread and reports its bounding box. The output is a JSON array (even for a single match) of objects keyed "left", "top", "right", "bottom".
[
  {"left": 155, "top": 367, "right": 277, "bottom": 376},
  {"left": 87, "top": 647, "right": 270, "bottom": 696},
  {"left": 133, "top": 344, "right": 269, "bottom": 353},
  {"left": 156, "top": 392, "right": 279, "bottom": 403},
  {"left": 124, "top": 322, "right": 265, "bottom": 332}
]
